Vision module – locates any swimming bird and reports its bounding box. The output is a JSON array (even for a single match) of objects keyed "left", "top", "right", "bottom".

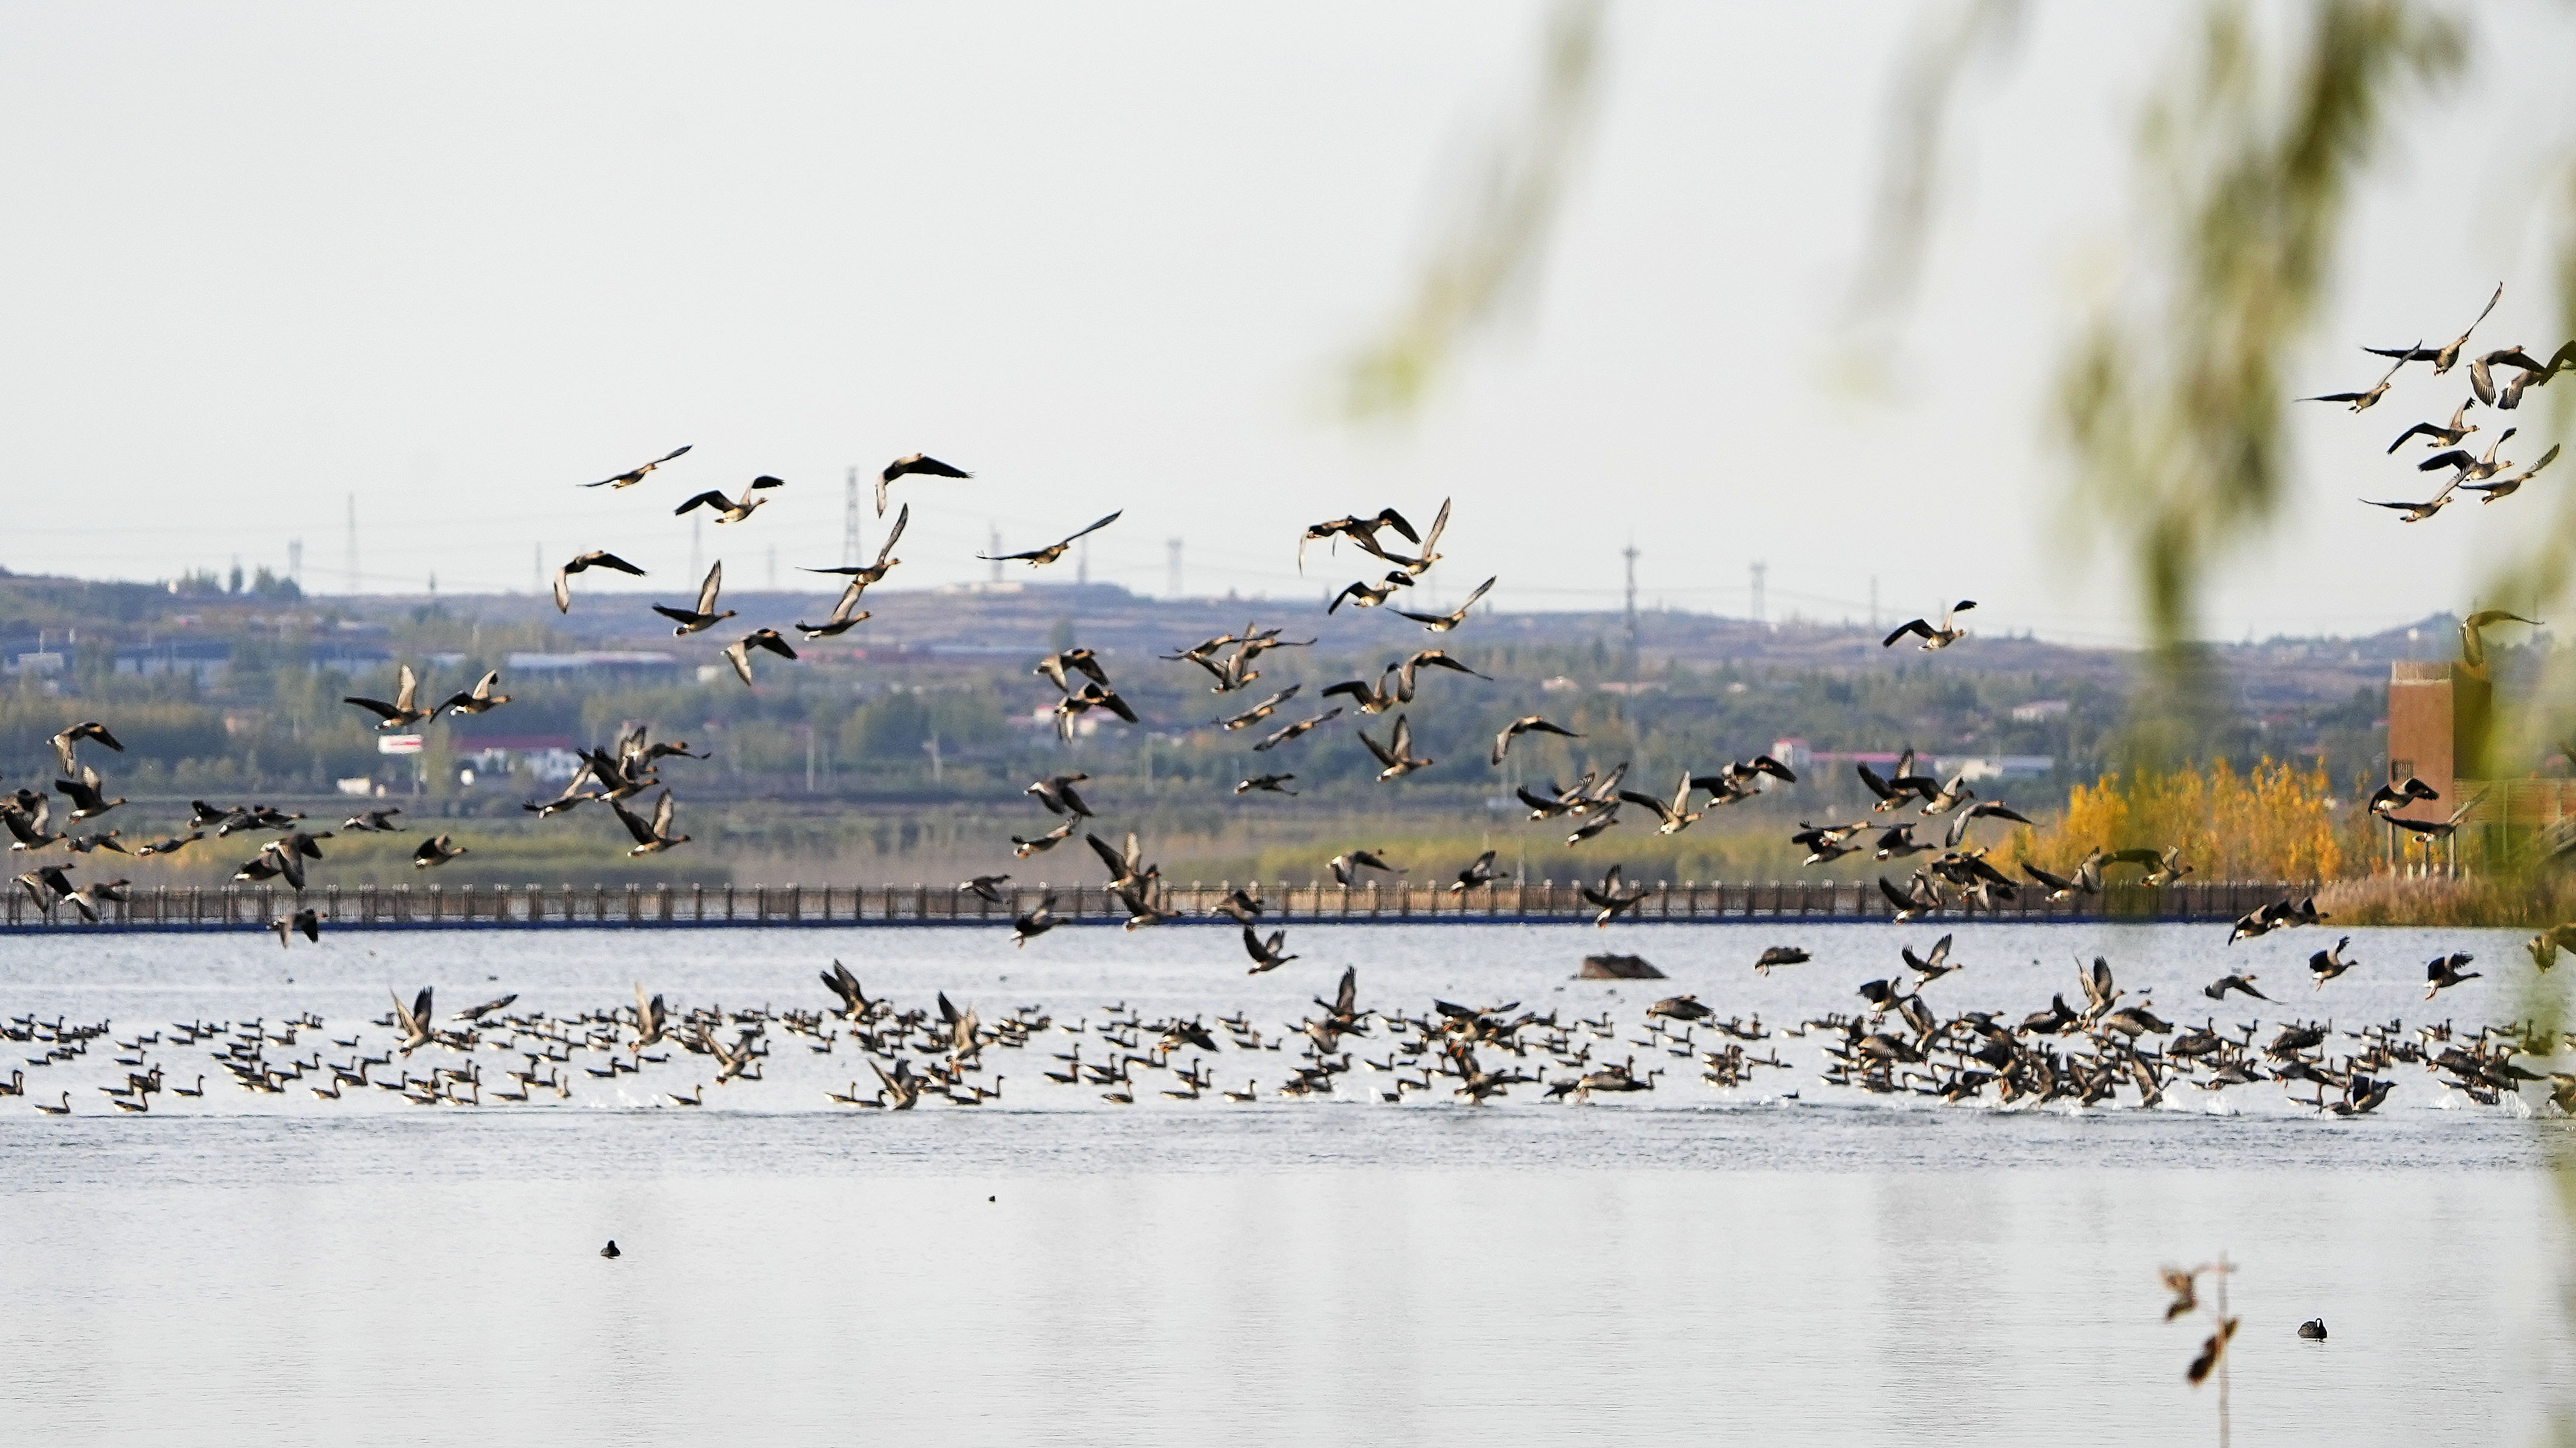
[
  {"left": 411, "top": 835, "right": 467, "bottom": 869},
  {"left": 653, "top": 562, "right": 736, "bottom": 635},
  {"left": 1357, "top": 714, "right": 1433, "bottom": 780},
  {"left": 2309, "top": 937, "right": 2356, "bottom": 988},
  {"left": 343, "top": 665, "right": 436, "bottom": 731},
  {"left": 601, "top": 1240, "right": 622, "bottom": 1258},
  {"left": 610, "top": 791, "right": 689, "bottom": 854},
  {"left": 2463, "top": 443, "right": 2560, "bottom": 502},
  {"left": 552, "top": 551, "right": 646, "bottom": 612},
  {"left": 436, "top": 671, "right": 510, "bottom": 716},
  {"left": 722, "top": 629, "right": 798, "bottom": 686},
  {"left": 979, "top": 511, "right": 1122, "bottom": 568},
  {"left": 1242, "top": 926, "right": 1298, "bottom": 974},
  {"left": 875, "top": 454, "right": 971, "bottom": 516},
  {"left": 1883, "top": 601, "right": 1975, "bottom": 650},
  {"left": 1393, "top": 576, "right": 1495, "bottom": 633},
  {"left": 1254, "top": 707, "right": 1341, "bottom": 752},
  {"left": 673, "top": 475, "right": 785, "bottom": 524},
  {"left": 33, "top": 1091, "right": 69, "bottom": 1115},
  {"left": 1234, "top": 773, "right": 1297, "bottom": 795},
  {"left": 1492, "top": 715, "right": 1581, "bottom": 763},
  {"left": 2299, "top": 343, "right": 2412, "bottom": 411},
  {"left": 584, "top": 445, "right": 691, "bottom": 488},
  {"left": 2297, "top": 1318, "right": 2327, "bottom": 1340},
  {"left": 2366, "top": 284, "right": 2498, "bottom": 375},
  {"left": 2424, "top": 952, "right": 2480, "bottom": 998},
  {"left": 2385, "top": 400, "right": 2477, "bottom": 454}
]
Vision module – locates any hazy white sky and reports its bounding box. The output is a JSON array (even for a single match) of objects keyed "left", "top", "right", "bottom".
[{"left": 7, "top": 2, "right": 2575, "bottom": 645}]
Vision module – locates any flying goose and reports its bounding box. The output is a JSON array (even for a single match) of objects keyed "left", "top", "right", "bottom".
[
  {"left": 1366, "top": 496, "right": 1451, "bottom": 577},
  {"left": 1033, "top": 649, "right": 1111, "bottom": 695},
  {"left": 1753, "top": 946, "right": 1810, "bottom": 975},
  {"left": 2419, "top": 426, "right": 2516, "bottom": 484},
  {"left": 1942, "top": 799, "right": 2032, "bottom": 847},
  {"left": 1233, "top": 773, "right": 1297, "bottom": 795},
  {"left": 2385, "top": 799, "right": 2476, "bottom": 839},
  {"left": 2308, "top": 936, "right": 2356, "bottom": 988},
  {"left": 1085, "top": 830, "right": 1157, "bottom": 894},
  {"left": 2368, "top": 285, "right": 2499, "bottom": 374},
  {"left": 343, "top": 664, "right": 436, "bottom": 730},
  {"left": 2462, "top": 443, "right": 2560, "bottom": 501},
  {"left": 1011, "top": 821, "right": 1075, "bottom": 857},
  {"left": 817, "top": 962, "right": 873, "bottom": 1022},
  {"left": 1242, "top": 926, "right": 1299, "bottom": 974},
  {"left": 389, "top": 986, "right": 436, "bottom": 1053},
  {"left": 1327, "top": 575, "right": 1413, "bottom": 613},
  {"left": 552, "top": 551, "right": 646, "bottom": 612},
  {"left": 2424, "top": 951, "right": 2480, "bottom": 998},
  {"left": 412, "top": 834, "right": 467, "bottom": 868},
  {"left": 1299, "top": 508, "right": 1418, "bottom": 569},
  {"left": 2385, "top": 400, "right": 2477, "bottom": 454},
  {"left": 1052, "top": 682, "right": 1138, "bottom": 740},
  {"left": 65, "top": 830, "right": 124, "bottom": 855},
  {"left": 1877, "top": 872, "right": 1943, "bottom": 921},
  {"left": 1216, "top": 685, "right": 1300, "bottom": 731},
  {"left": 1026, "top": 773, "right": 1094, "bottom": 818},
  {"left": 1578, "top": 864, "right": 1649, "bottom": 927},
  {"left": 875, "top": 454, "right": 971, "bottom": 516},
  {"left": 610, "top": 791, "right": 689, "bottom": 854},
  {"left": 721, "top": 629, "right": 798, "bottom": 686},
  {"left": 436, "top": 671, "right": 510, "bottom": 716},
  {"left": 1883, "top": 601, "right": 1976, "bottom": 650},
  {"left": 1448, "top": 849, "right": 1499, "bottom": 892},
  {"left": 49, "top": 722, "right": 123, "bottom": 777},
  {"left": 1617, "top": 772, "right": 1704, "bottom": 835},
  {"left": 2298, "top": 341, "right": 2413, "bottom": 410},
  {"left": 64, "top": 878, "right": 129, "bottom": 923},
  {"left": 2470, "top": 346, "right": 2550, "bottom": 408},
  {"left": 1393, "top": 575, "right": 1496, "bottom": 632},
  {"left": 53, "top": 768, "right": 125, "bottom": 821},
  {"left": 2203, "top": 972, "right": 2267, "bottom": 1002},
  {"left": 584, "top": 445, "right": 691, "bottom": 488},
  {"left": 1322, "top": 667, "right": 1403, "bottom": 715},
  {"left": 1874, "top": 822, "right": 1934, "bottom": 859},
  {"left": 1253, "top": 707, "right": 1341, "bottom": 752},
  {"left": 134, "top": 832, "right": 203, "bottom": 857},
  {"left": 1328, "top": 849, "right": 1398, "bottom": 886},
  {"left": 978, "top": 511, "right": 1122, "bottom": 568},
  {"left": 959, "top": 873, "right": 1011, "bottom": 904},
  {"left": 1392, "top": 649, "right": 1484, "bottom": 698},
  {"left": 2366, "top": 775, "right": 2439, "bottom": 815},
  {"left": 1010, "top": 892, "right": 1060, "bottom": 947},
  {"left": 2357, "top": 479, "right": 2460, "bottom": 522},
  {"left": 804, "top": 502, "right": 908, "bottom": 586},
  {"left": 341, "top": 807, "right": 405, "bottom": 832},
  {"left": 2525, "top": 922, "right": 2576, "bottom": 971},
  {"left": 673, "top": 474, "right": 785, "bottom": 524},
  {"left": 794, "top": 592, "right": 873, "bottom": 640},
  {"left": 1358, "top": 714, "right": 1433, "bottom": 780}
]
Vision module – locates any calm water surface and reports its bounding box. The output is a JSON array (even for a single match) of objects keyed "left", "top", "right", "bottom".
[{"left": 2, "top": 921, "right": 2569, "bottom": 1446}]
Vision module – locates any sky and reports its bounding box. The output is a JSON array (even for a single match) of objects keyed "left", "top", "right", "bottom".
[{"left": 7, "top": 2, "right": 2576, "bottom": 646}]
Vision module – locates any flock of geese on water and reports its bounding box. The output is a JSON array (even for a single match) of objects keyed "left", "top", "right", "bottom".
[{"left": 5, "top": 933, "right": 2571, "bottom": 1118}]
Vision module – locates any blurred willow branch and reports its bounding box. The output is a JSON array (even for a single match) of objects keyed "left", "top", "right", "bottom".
[
  {"left": 2059, "top": 1, "right": 2462, "bottom": 661},
  {"left": 1339, "top": 0, "right": 1606, "bottom": 423}
]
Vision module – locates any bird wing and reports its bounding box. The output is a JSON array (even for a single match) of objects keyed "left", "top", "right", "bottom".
[
  {"left": 696, "top": 561, "right": 724, "bottom": 614},
  {"left": 2419, "top": 448, "right": 2474, "bottom": 473},
  {"left": 874, "top": 503, "right": 910, "bottom": 568},
  {"left": 1357, "top": 726, "right": 1398, "bottom": 768},
  {"left": 650, "top": 791, "right": 676, "bottom": 839},
  {"left": 722, "top": 641, "right": 753, "bottom": 686},
  {"left": 1881, "top": 620, "right": 1931, "bottom": 647},
  {"left": 753, "top": 632, "right": 798, "bottom": 660},
  {"left": 1390, "top": 714, "right": 1413, "bottom": 759},
  {"left": 674, "top": 490, "right": 730, "bottom": 516},
  {"left": 392, "top": 666, "right": 418, "bottom": 713},
  {"left": 1060, "top": 510, "right": 1122, "bottom": 545},
  {"left": 1458, "top": 576, "right": 1496, "bottom": 612},
  {"left": 609, "top": 796, "right": 658, "bottom": 847},
  {"left": 552, "top": 569, "right": 572, "bottom": 612}
]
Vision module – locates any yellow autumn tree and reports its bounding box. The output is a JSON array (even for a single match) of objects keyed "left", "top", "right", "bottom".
[{"left": 2018, "top": 758, "right": 2345, "bottom": 883}]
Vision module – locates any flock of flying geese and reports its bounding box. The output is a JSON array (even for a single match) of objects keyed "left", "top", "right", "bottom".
[{"left": 2317, "top": 284, "right": 2571, "bottom": 521}]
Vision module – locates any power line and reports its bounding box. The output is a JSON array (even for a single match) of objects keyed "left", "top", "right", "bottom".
[
  {"left": 1622, "top": 541, "right": 1639, "bottom": 651},
  {"left": 1750, "top": 560, "right": 1767, "bottom": 626}
]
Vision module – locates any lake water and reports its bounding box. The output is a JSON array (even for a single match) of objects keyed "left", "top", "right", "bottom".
[{"left": 2, "top": 920, "right": 2570, "bottom": 1446}]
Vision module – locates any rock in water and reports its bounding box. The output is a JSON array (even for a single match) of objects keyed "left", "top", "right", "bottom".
[{"left": 1580, "top": 954, "right": 1664, "bottom": 980}]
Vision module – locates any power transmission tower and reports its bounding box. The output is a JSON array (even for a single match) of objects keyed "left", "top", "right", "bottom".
[
  {"left": 1166, "top": 538, "right": 1183, "bottom": 598},
  {"left": 989, "top": 525, "right": 1002, "bottom": 584},
  {"left": 1750, "top": 560, "right": 1767, "bottom": 626},
  {"left": 287, "top": 538, "right": 303, "bottom": 589},
  {"left": 344, "top": 494, "right": 358, "bottom": 595},
  {"left": 1622, "top": 542, "right": 1640, "bottom": 651},
  {"left": 843, "top": 466, "right": 862, "bottom": 569}
]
